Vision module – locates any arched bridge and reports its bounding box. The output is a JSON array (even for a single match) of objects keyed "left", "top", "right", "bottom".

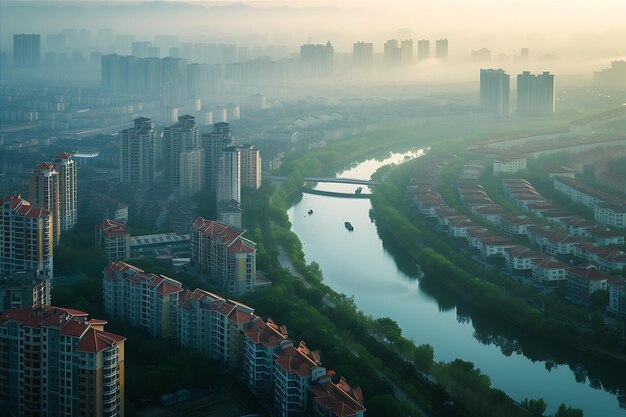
[{"left": 263, "top": 175, "right": 381, "bottom": 186}]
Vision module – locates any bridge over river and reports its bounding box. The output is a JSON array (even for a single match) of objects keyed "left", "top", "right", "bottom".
[{"left": 263, "top": 174, "right": 381, "bottom": 186}]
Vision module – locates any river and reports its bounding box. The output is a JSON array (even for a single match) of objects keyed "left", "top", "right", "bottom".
[{"left": 287, "top": 150, "right": 626, "bottom": 417}]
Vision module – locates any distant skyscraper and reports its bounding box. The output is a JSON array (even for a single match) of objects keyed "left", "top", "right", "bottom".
[
  {"left": 417, "top": 39, "right": 430, "bottom": 61},
  {"left": 217, "top": 146, "right": 241, "bottom": 204},
  {"left": 163, "top": 115, "right": 200, "bottom": 186},
  {"left": 53, "top": 153, "right": 77, "bottom": 232},
  {"left": 480, "top": 68, "right": 510, "bottom": 117},
  {"left": 436, "top": 38, "right": 448, "bottom": 59},
  {"left": 517, "top": 71, "right": 555, "bottom": 115},
  {"left": 179, "top": 149, "right": 205, "bottom": 197},
  {"left": 201, "top": 122, "right": 234, "bottom": 193},
  {"left": 300, "top": 42, "right": 334, "bottom": 76},
  {"left": 520, "top": 48, "right": 529, "bottom": 61},
  {"left": 472, "top": 48, "right": 492, "bottom": 62},
  {"left": 383, "top": 39, "right": 401, "bottom": 67},
  {"left": 45, "top": 33, "right": 67, "bottom": 54},
  {"left": 132, "top": 41, "right": 152, "bottom": 58},
  {"left": 13, "top": 34, "right": 40, "bottom": 67},
  {"left": 353, "top": 41, "right": 373, "bottom": 71},
  {"left": 400, "top": 39, "right": 414, "bottom": 66},
  {"left": 28, "top": 162, "right": 60, "bottom": 245},
  {"left": 119, "top": 117, "right": 156, "bottom": 184}
]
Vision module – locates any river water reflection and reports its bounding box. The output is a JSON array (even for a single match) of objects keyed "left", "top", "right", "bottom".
[{"left": 287, "top": 150, "right": 625, "bottom": 417}]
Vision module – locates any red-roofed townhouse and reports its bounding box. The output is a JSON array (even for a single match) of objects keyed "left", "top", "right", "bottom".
[
  {"left": 191, "top": 217, "right": 257, "bottom": 296},
  {"left": 475, "top": 204, "right": 507, "bottom": 225},
  {"left": 448, "top": 217, "right": 478, "bottom": 238},
  {"left": 0, "top": 306, "right": 125, "bottom": 417},
  {"left": 309, "top": 376, "right": 366, "bottom": 417},
  {"left": 607, "top": 278, "right": 626, "bottom": 320},
  {"left": 103, "top": 261, "right": 183, "bottom": 338},
  {"left": 594, "top": 202, "right": 626, "bottom": 228},
  {"left": 502, "top": 246, "right": 542, "bottom": 272},
  {"left": 434, "top": 206, "right": 463, "bottom": 228},
  {"left": 477, "top": 236, "right": 516, "bottom": 258},
  {"left": 0, "top": 195, "right": 54, "bottom": 279},
  {"left": 274, "top": 341, "right": 327, "bottom": 417},
  {"left": 498, "top": 214, "right": 535, "bottom": 236},
  {"left": 531, "top": 258, "right": 569, "bottom": 288},
  {"left": 243, "top": 318, "right": 292, "bottom": 393},
  {"left": 95, "top": 218, "right": 131, "bottom": 261},
  {"left": 566, "top": 266, "right": 608, "bottom": 305}
]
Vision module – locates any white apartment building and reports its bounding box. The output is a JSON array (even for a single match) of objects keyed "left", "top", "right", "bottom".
[
  {"left": 594, "top": 202, "right": 626, "bottom": 228},
  {"left": 53, "top": 153, "right": 77, "bottom": 232},
  {"left": 119, "top": 117, "right": 156, "bottom": 185}
]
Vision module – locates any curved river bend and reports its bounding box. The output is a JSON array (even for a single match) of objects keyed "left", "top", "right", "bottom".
[{"left": 287, "top": 150, "right": 625, "bottom": 417}]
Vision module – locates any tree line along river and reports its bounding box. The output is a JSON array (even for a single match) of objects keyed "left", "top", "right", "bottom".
[{"left": 287, "top": 150, "right": 625, "bottom": 417}]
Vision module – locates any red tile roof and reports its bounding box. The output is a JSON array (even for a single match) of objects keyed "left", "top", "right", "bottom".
[
  {"left": 310, "top": 378, "right": 366, "bottom": 417},
  {"left": 77, "top": 328, "right": 126, "bottom": 353},
  {"left": 33, "top": 161, "right": 55, "bottom": 171},
  {"left": 244, "top": 318, "right": 289, "bottom": 348},
  {"left": 1, "top": 195, "right": 51, "bottom": 219},
  {"left": 54, "top": 152, "right": 74, "bottom": 160},
  {"left": 274, "top": 341, "right": 322, "bottom": 377}
]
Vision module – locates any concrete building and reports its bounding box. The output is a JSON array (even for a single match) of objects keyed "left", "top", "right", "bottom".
[
  {"left": 28, "top": 162, "right": 60, "bottom": 245},
  {"left": 566, "top": 266, "right": 608, "bottom": 305},
  {"left": 179, "top": 148, "right": 205, "bottom": 197},
  {"left": 0, "top": 270, "right": 50, "bottom": 312},
  {"left": 190, "top": 218, "right": 256, "bottom": 296},
  {"left": 218, "top": 199, "right": 243, "bottom": 229},
  {"left": 383, "top": 39, "right": 401, "bottom": 67},
  {"left": 243, "top": 319, "right": 291, "bottom": 393},
  {"left": 300, "top": 42, "right": 334, "bottom": 76},
  {"left": 310, "top": 377, "right": 366, "bottom": 417},
  {"left": 0, "top": 305, "right": 126, "bottom": 417},
  {"left": 120, "top": 117, "right": 156, "bottom": 185},
  {"left": 218, "top": 146, "right": 241, "bottom": 204},
  {"left": 400, "top": 39, "right": 413, "bottom": 66},
  {"left": 201, "top": 122, "right": 234, "bottom": 192},
  {"left": 239, "top": 144, "right": 261, "bottom": 190},
  {"left": 163, "top": 115, "right": 200, "bottom": 187},
  {"left": 480, "top": 68, "right": 510, "bottom": 117},
  {"left": 0, "top": 196, "right": 53, "bottom": 280},
  {"left": 352, "top": 41, "right": 373, "bottom": 71},
  {"left": 103, "top": 261, "right": 183, "bottom": 338},
  {"left": 274, "top": 341, "right": 326, "bottom": 417},
  {"left": 493, "top": 156, "right": 527, "bottom": 174},
  {"left": 607, "top": 278, "right": 626, "bottom": 320},
  {"left": 517, "top": 71, "right": 555, "bottom": 115},
  {"left": 435, "top": 38, "right": 448, "bottom": 59},
  {"left": 417, "top": 39, "right": 430, "bottom": 61},
  {"left": 52, "top": 153, "right": 77, "bottom": 232},
  {"left": 13, "top": 34, "right": 41, "bottom": 67},
  {"left": 95, "top": 218, "right": 131, "bottom": 261},
  {"left": 594, "top": 202, "right": 626, "bottom": 228}
]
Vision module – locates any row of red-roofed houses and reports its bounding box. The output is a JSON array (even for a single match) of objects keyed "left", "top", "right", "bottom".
[
  {"left": 102, "top": 261, "right": 365, "bottom": 417},
  {"left": 427, "top": 201, "right": 626, "bottom": 316}
]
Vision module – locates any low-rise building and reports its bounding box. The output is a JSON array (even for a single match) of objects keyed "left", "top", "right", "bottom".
[
  {"left": 130, "top": 232, "right": 190, "bottom": 259},
  {"left": 95, "top": 218, "right": 131, "bottom": 261},
  {"left": 499, "top": 214, "right": 534, "bottom": 236},
  {"left": 566, "top": 266, "right": 608, "bottom": 305},
  {"left": 607, "top": 278, "right": 626, "bottom": 320},
  {"left": 0, "top": 270, "right": 50, "bottom": 311},
  {"left": 594, "top": 202, "right": 626, "bottom": 228},
  {"left": 531, "top": 258, "right": 568, "bottom": 288},
  {"left": 493, "top": 156, "right": 526, "bottom": 174},
  {"left": 503, "top": 246, "right": 542, "bottom": 271}
]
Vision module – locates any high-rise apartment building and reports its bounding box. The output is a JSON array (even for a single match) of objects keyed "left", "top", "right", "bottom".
[
  {"left": 300, "top": 42, "right": 334, "bottom": 76},
  {"left": 239, "top": 144, "right": 261, "bottom": 190},
  {"left": 28, "top": 162, "right": 60, "bottom": 246},
  {"left": 103, "top": 261, "right": 183, "bottom": 338},
  {"left": 163, "top": 115, "right": 203, "bottom": 197},
  {"left": 0, "top": 196, "right": 53, "bottom": 280},
  {"left": 417, "top": 39, "right": 430, "bottom": 61},
  {"left": 53, "top": 153, "right": 77, "bottom": 232},
  {"left": 435, "top": 38, "right": 448, "bottom": 59},
  {"left": 352, "top": 41, "right": 373, "bottom": 71},
  {"left": 0, "top": 305, "right": 126, "bottom": 417},
  {"left": 480, "top": 68, "right": 510, "bottom": 117},
  {"left": 274, "top": 341, "right": 327, "bottom": 417},
  {"left": 309, "top": 377, "right": 366, "bottom": 417},
  {"left": 13, "top": 34, "right": 40, "bottom": 67},
  {"left": 218, "top": 146, "right": 241, "bottom": 205},
  {"left": 243, "top": 319, "right": 291, "bottom": 393},
  {"left": 383, "top": 39, "right": 401, "bottom": 67},
  {"left": 201, "top": 122, "right": 234, "bottom": 193},
  {"left": 218, "top": 199, "right": 243, "bottom": 229},
  {"left": 190, "top": 218, "right": 256, "bottom": 296},
  {"left": 400, "top": 39, "right": 413, "bottom": 66},
  {"left": 0, "top": 270, "right": 50, "bottom": 311},
  {"left": 119, "top": 117, "right": 156, "bottom": 185},
  {"left": 516, "top": 71, "right": 555, "bottom": 116}
]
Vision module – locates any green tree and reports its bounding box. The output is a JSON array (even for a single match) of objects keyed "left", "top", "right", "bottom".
[
  {"left": 414, "top": 344, "right": 434, "bottom": 374},
  {"left": 553, "top": 404, "right": 584, "bottom": 417},
  {"left": 590, "top": 289, "right": 609, "bottom": 309},
  {"left": 521, "top": 397, "right": 548, "bottom": 416}
]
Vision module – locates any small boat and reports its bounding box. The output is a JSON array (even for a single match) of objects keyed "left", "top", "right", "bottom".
[
  {"left": 355, "top": 187, "right": 363, "bottom": 194},
  {"left": 308, "top": 209, "right": 314, "bottom": 215},
  {"left": 344, "top": 221, "right": 354, "bottom": 231}
]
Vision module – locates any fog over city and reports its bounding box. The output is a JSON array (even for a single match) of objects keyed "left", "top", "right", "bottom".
[{"left": 1, "top": 1, "right": 626, "bottom": 417}]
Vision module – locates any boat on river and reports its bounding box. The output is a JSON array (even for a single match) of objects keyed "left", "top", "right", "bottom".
[
  {"left": 355, "top": 187, "right": 363, "bottom": 194},
  {"left": 344, "top": 221, "right": 354, "bottom": 231},
  {"left": 308, "top": 209, "right": 314, "bottom": 215}
]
